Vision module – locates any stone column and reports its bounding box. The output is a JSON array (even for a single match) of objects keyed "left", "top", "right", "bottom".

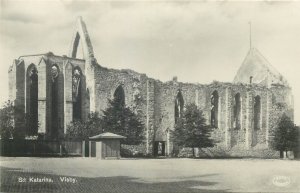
[
  {"left": 245, "top": 92, "right": 252, "bottom": 149},
  {"left": 266, "top": 92, "right": 270, "bottom": 146},
  {"left": 8, "top": 61, "right": 17, "bottom": 103},
  {"left": 86, "top": 65, "right": 95, "bottom": 113},
  {"left": 224, "top": 88, "right": 230, "bottom": 148},
  {"left": 166, "top": 129, "right": 170, "bottom": 156},
  {"left": 15, "top": 60, "right": 26, "bottom": 131},
  {"left": 24, "top": 65, "right": 27, "bottom": 114},
  {"left": 240, "top": 96, "right": 243, "bottom": 130},
  {"left": 64, "top": 62, "right": 73, "bottom": 134},
  {"left": 37, "top": 58, "right": 47, "bottom": 134},
  {"left": 260, "top": 95, "right": 263, "bottom": 129},
  {"left": 146, "top": 79, "right": 150, "bottom": 154}
]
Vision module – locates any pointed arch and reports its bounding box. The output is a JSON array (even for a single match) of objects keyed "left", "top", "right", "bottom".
[
  {"left": 69, "top": 17, "right": 94, "bottom": 60},
  {"left": 233, "top": 93, "right": 242, "bottom": 129},
  {"left": 211, "top": 90, "right": 219, "bottom": 128},
  {"left": 73, "top": 67, "right": 83, "bottom": 120},
  {"left": 254, "top": 95, "right": 261, "bottom": 130},
  {"left": 175, "top": 90, "right": 184, "bottom": 124},
  {"left": 70, "top": 32, "right": 80, "bottom": 58},
  {"left": 68, "top": 17, "right": 96, "bottom": 113},
  {"left": 113, "top": 85, "right": 125, "bottom": 108},
  {"left": 26, "top": 63, "right": 38, "bottom": 135}
]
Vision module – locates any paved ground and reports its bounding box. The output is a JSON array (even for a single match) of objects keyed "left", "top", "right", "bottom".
[{"left": 0, "top": 157, "right": 299, "bottom": 193}]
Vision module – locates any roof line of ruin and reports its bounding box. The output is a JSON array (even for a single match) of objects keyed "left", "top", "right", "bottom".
[
  {"left": 18, "top": 52, "right": 85, "bottom": 62},
  {"left": 18, "top": 53, "right": 49, "bottom": 60}
]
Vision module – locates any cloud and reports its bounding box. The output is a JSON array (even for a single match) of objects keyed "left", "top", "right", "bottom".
[{"left": 1, "top": 12, "right": 41, "bottom": 23}]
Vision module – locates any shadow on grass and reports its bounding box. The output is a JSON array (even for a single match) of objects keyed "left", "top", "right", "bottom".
[{"left": 0, "top": 166, "right": 231, "bottom": 193}]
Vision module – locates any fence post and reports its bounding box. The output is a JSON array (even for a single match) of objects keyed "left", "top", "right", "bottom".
[
  {"left": 33, "top": 143, "right": 36, "bottom": 155},
  {"left": 60, "top": 144, "right": 62, "bottom": 156},
  {"left": 89, "top": 141, "right": 91, "bottom": 157},
  {"left": 82, "top": 140, "right": 85, "bottom": 157}
]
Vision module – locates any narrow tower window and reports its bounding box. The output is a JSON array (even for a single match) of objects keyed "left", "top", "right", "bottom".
[
  {"left": 114, "top": 85, "right": 125, "bottom": 108},
  {"left": 175, "top": 90, "right": 184, "bottom": 124},
  {"left": 211, "top": 90, "right": 219, "bottom": 128},
  {"left": 51, "top": 65, "right": 59, "bottom": 139},
  {"left": 234, "top": 93, "right": 241, "bottom": 129},
  {"left": 26, "top": 65, "right": 38, "bottom": 135},
  {"left": 73, "top": 68, "right": 82, "bottom": 120},
  {"left": 254, "top": 95, "right": 261, "bottom": 130}
]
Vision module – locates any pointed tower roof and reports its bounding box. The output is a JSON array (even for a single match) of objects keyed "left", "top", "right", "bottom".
[{"left": 233, "top": 48, "right": 289, "bottom": 87}]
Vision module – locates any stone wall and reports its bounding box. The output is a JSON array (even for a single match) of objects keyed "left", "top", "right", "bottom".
[
  {"left": 93, "top": 65, "right": 153, "bottom": 153},
  {"left": 8, "top": 52, "right": 294, "bottom": 157},
  {"left": 89, "top": 64, "right": 293, "bottom": 157}
]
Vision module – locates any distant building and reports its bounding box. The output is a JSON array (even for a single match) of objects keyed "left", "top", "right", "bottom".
[{"left": 8, "top": 17, "right": 293, "bottom": 157}]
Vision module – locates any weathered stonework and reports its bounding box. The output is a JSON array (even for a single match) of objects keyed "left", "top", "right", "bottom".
[{"left": 8, "top": 17, "right": 294, "bottom": 157}]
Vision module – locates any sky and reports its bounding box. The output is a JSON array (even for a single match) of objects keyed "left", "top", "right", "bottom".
[{"left": 0, "top": 0, "right": 299, "bottom": 124}]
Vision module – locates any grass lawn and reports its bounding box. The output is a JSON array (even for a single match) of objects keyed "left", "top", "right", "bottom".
[{"left": 1, "top": 157, "right": 299, "bottom": 193}]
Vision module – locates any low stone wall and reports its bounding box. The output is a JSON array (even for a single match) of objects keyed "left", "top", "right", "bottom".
[
  {"left": 121, "top": 143, "right": 150, "bottom": 157},
  {"left": 0, "top": 139, "right": 82, "bottom": 157},
  {"left": 177, "top": 145, "right": 280, "bottom": 158}
]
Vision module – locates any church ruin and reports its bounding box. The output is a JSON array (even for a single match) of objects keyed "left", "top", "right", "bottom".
[{"left": 8, "top": 17, "right": 294, "bottom": 157}]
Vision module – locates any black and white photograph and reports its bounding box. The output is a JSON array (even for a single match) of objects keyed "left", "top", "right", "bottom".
[{"left": 0, "top": 1, "right": 300, "bottom": 192}]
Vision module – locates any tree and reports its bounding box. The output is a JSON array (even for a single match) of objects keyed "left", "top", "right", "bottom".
[
  {"left": 65, "top": 112, "right": 103, "bottom": 140},
  {"left": 271, "top": 114, "right": 298, "bottom": 158},
  {"left": 0, "top": 101, "right": 14, "bottom": 139},
  {"left": 25, "top": 114, "right": 39, "bottom": 136},
  {"left": 0, "top": 100, "right": 30, "bottom": 140},
  {"left": 101, "top": 98, "right": 145, "bottom": 145},
  {"left": 172, "top": 103, "right": 214, "bottom": 157}
]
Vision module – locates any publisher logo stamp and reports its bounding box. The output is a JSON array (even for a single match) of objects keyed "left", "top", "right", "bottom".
[{"left": 272, "top": 175, "right": 291, "bottom": 187}]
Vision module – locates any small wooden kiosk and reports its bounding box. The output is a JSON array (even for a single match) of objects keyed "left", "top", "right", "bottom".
[{"left": 89, "top": 132, "right": 126, "bottom": 159}]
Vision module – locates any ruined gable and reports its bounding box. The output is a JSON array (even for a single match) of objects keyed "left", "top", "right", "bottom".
[{"left": 233, "top": 48, "right": 289, "bottom": 87}]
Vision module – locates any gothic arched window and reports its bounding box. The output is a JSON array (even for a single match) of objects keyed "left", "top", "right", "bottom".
[
  {"left": 51, "top": 64, "right": 59, "bottom": 138},
  {"left": 26, "top": 64, "right": 38, "bottom": 135},
  {"left": 114, "top": 85, "right": 125, "bottom": 108},
  {"left": 254, "top": 95, "right": 261, "bottom": 130},
  {"left": 175, "top": 90, "right": 184, "bottom": 124},
  {"left": 211, "top": 90, "right": 219, "bottom": 128},
  {"left": 233, "top": 93, "right": 241, "bottom": 129},
  {"left": 73, "top": 67, "right": 82, "bottom": 120}
]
